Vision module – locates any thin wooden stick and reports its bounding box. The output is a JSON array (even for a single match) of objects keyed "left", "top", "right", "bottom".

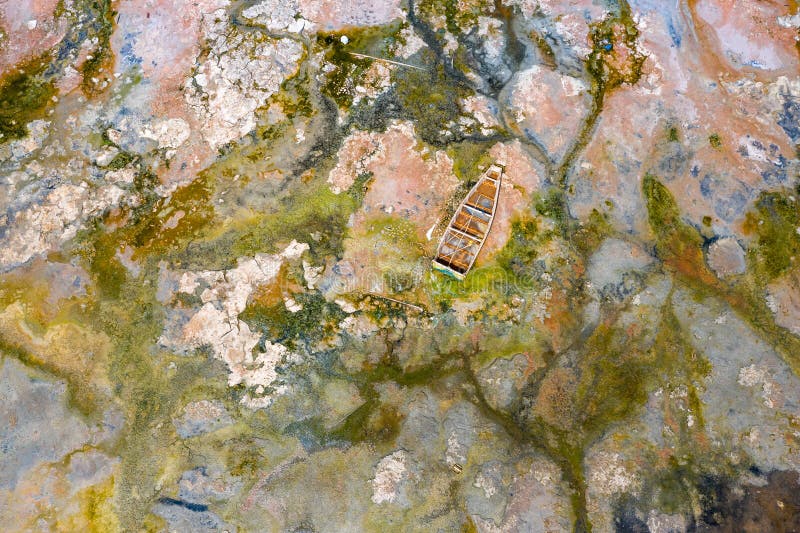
[
  {"left": 347, "top": 52, "right": 425, "bottom": 70},
  {"left": 367, "top": 293, "right": 425, "bottom": 312}
]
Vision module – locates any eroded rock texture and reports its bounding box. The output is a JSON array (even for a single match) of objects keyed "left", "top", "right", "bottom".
[{"left": 1, "top": 0, "right": 799, "bottom": 531}]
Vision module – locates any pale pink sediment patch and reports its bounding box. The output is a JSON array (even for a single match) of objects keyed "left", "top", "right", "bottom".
[
  {"left": 325, "top": 122, "right": 458, "bottom": 295},
  {"left": 353, "top": 123, "right": 458, "bottom": 238},
  {"left": 298, "top": 0, "right": 404, "bottom": 31},
  {"left": 503, "top": 65, "right": 591, "bottom": 161},
  {"left": 0, "top": 0, "right": 67, "bottom": 71},
  {"left": 766, "top": 272, "right": 800, "bottom": 338},
  {"left": 331, "top": 121, "right": 459, "bottom": 239},
  {"left": 693, "top": 0, "right": 799, "bottom": 76},
  {"left": 112, "top": 0, "right": 229, "bottom": 112},
  {"left": 478, "top": 141, "right": 544, "bottom": 261},
  {"left": 110, "top": 0, "right": 229, "bottom": 187}
]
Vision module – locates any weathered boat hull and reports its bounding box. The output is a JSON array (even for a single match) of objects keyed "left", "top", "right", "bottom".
[{"left": 432, "top": 164, "right": 503, "bottom": 280}]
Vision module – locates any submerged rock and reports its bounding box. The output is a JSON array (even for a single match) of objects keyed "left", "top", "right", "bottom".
[
  {"left": 503, "top": 65, "right": 591, "bottom": 161},
  {"left": 476, "top": 353, "right": 531, "bottom": 411},
  {"left": 706, "top": 236, "right": 747, "bottom": 278},
  {"left": 767, "top": 272, "right": 800, "bottom": 337},
  {"left": 587, "top": 238, "right": 655, "bottom": 300}
]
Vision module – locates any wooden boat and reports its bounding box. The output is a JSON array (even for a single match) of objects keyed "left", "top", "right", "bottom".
[{"left": 432, "top": 164, "right": 503, "bottom": 280}]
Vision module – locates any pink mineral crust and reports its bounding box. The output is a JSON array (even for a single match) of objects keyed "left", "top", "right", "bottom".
[
  {"left": 344, "top": 121, "right": 459, "bottom": 240},
  {"left": 109, "top": 0, "right": 230, "bottom": 188},
  {"left": 111, "top": 0, "right": 227, "bottom": 112},
  {"left": 299, "top": 0, "right": 404, "bottom": 31},
  {"left": 327, "top": 130, "right": 383, "bottom": 194},
  {"left": 327, "top": 122, "right": 459, "bottom": 294},
  {"left": 569, "top": 3, "right": 798, "bottom": 238},
  {"left": 692, "top": 0, "right": 799, "bottom": 77},
  {"left": 768, "top": 272, "right": 800, "bottom": 337},
  {"left": 568, "top": 85, "right": 661, "bottom": 236},
  {"left": 478, "top": 141, "right": 544, "bottom": 262},
  {"left": 503, "top": 65, "right": 591, "bottom": 160},
  {"left": 0, "top": 0, "right": 67, "bottom": 71},
  {"left": 328, "top": 122, "right": 458, "bottom": 238}
]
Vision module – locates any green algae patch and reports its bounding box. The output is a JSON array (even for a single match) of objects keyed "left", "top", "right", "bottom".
[
  {"left": 128, "top": 174, "right": 216, "bottom": 258},
  {"left": 90, "top": 276, "right": 214, "bottom": 529},
  {"left": 81, "top": 0, "right": 116, "bottom": 97},
  {"left": 642, "top": 174, "right": 719, "bottom": 288},
  {"left": 474, "top": 327, "right": 544, "bottom": 369},
  {"left": 573, "top": 209, "right": 614, "bottom": 257},
  {"left": 642, "top": 173, "right": 727, "bottom": 290},
  {"left": 416, "top": 0, "right": 485, "bottom": 35},
  {"left": 743, "top": 188, "right": 800, "bottom": 280},
  {"left": 394, "top": 58, "right": 472, "bottom": 146},
  {"left": 446, "top": 140, "right": 500, "bottom": 182},
  {"left": 68, "top": 182, "right": 231, "bottom": 530},
  {"left": 425, "top": 263, "right": 515, "bottom": 306},
  {"left": 667, "top": 125, "right": 680, "bottom": 142},
  {"left": 535, "top": 189, "right": 570, "bottom": 235},
  {"left": 0, "top": 52, "right": 58, "bottom": 142},
  {"left": 241, "top": 292, "right": 345, "bottom": 351},
  {"left": 586, "top": 5, "right": 647, "bottom": 92},
  {"left": 226, "top": 181, "right": 357, "bottom": 263},
  {"left": 708, "top": 133, "right": 722, "bottom": 149},
  {"left": 105, "top": 151, "right": 136, "bottom": 170},
  {"left": 345, "top": 215, "right": 426, "bottom": 295},
  {"left": 58, "top": 476, "right": 121, "bottom": 532},
  {"left": 329, "top": 397, "right": 405, "bottom": 444},
  {"left": 571, "top": 324, "right": 657, "bottom": 439},
  {"left": 0, "top": 321, "right": 112, "bottom": 417},
  {"left": 497, "top": 217, "right": 540, "bottom": 282},
  {"left": 317, "top": 22, "right": 405, "bottom": 110}
]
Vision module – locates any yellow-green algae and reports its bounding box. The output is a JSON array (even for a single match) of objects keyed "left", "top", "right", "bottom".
[
  {"left": 57, "top": 476, "right": 121, "bottom": 533},
  {"left": 0, "top": 264, "right": 115, "bottom": 418},
  {"left": 2, "top": 2, "right": 796, "bottom": 530},
  {"left": 0, "top": 51, "right": 58, "bottom": 142},
  {"left": 317, "top": 22, "right": 406, "bottom": 110},
  {"left": 80, "top": 0, "right": 116, "bottom": 97},
  {"left": 743, "top": 186, "right": 800, "bottom": 280},
  {"left": 393, "top": 58, "right": 473, "bottom": 146},
  {"left": 642, "top": 174, "right": 800, "bottom": 375}
]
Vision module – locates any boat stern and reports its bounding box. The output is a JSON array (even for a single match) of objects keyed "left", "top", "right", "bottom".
[{"left": 432, "top": 259, "right": 466, "bottom": 280}]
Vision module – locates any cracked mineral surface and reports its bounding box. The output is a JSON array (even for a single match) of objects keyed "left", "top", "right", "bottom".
[{"left": 1, "top": 0, "right": 800, "bottom": 531}]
